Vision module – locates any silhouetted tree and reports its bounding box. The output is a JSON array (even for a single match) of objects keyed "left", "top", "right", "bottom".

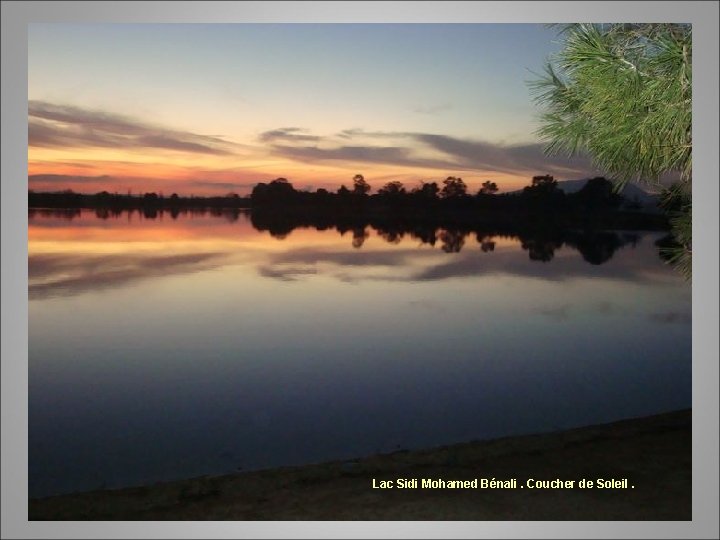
[
  {"left": 377, "top": 181, "right": 406, "bottom": 197},
  {"left": 251, "top": 178, "right": 297, "bottom": 205},
  {"left": 142, "top": 193, "right": 160, "bottom": 209},
  {"left": 440, "top": 176, "right": 467, "bottom": 199},
  {"left": 352, "top": 174, "right": 371, "bottom": 196},
  {"left": 479, "top": 181, "right": 499, "bottom": 195},
  {"left": 267, "top": 178, "right": 295, "bottom": 197},
  {"left": 251, "top": 182, "right": 269, "bottom": 202},
  {"left": 411, "top": 181, "right": 440, "bottom": 201},
  {"left": 575, "top": 177, "right": 623, "bottom": 208},
  {"left": 522, "top": 175, "right": 563, "bottom": 204},
  {"left": 531, "top": 175, "right": 557, "bottom": 190}
]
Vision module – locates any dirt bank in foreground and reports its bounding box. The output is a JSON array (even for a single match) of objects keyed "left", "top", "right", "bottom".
[{"left": 29, "top": 409, "right": 691, "bottom": 520}]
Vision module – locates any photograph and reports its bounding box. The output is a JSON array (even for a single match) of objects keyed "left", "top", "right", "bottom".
[
  {"left": 24, "top": 21, "right": 695, "bottom": 521},
  {"left": 1, "top": 3, "right": 716, "bottom": 537}
]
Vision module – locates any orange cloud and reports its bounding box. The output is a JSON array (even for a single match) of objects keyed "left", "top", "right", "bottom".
[{"left": 28, "top": 102, "right": 599, "bottom": 196}]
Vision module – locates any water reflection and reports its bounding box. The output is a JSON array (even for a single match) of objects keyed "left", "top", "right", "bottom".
[
  {"left": 29, "top": 209, "right": 691, "bottom": 497},
  {"left": 265, "top": 214, "right": 647, "bottom": 268},
  {"left": 29, "top": 209, "right": 654, "bottom": 301},
  {"left": 29, "top": 252, "right": 226, "bottom": 300},
  {"left": 28, "top": 206, "right": 244, "bottom": 222},
  {"left": 28, "top": 208, "right": 81, "bottom": 220}
]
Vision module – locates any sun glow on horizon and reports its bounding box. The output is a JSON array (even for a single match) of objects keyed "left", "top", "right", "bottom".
[{"left": 28, "top": 24, "right": 598, "bottom": 196}]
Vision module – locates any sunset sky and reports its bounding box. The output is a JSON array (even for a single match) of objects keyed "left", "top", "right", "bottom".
[{"left": 28, "top": 23, "right": 600, "bottom": 196}]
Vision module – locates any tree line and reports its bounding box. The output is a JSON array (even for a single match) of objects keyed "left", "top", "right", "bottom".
[
  {"left": 246, "top": 174, "right": 671, "bottom": 233},
  {"left": 249, "top": 174, "right": 628, "bottom": 212},
  {"left": 27, "top": 190, "right": 252, "bottom": 210},
  {"left": 28, "top": 174, "right": 667, "bottom": 232}
]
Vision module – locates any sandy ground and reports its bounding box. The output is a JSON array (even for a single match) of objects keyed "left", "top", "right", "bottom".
[{"left": 29, "top": 409, "right": 691, "bottom": 520}]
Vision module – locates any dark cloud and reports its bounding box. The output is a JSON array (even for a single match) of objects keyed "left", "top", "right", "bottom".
[
  {"left": 336, "top": 128, "right": 407, "bottom": 140},
  {"left": 28, "top": 101, "right": 235, "bottom": 155},
  {"left": 258, "top": 264, "right": 318, "bottom": 281},
  {"left": 29, "top": 252, "right": 226, "bottom": 300},
  {"left": 266, "top": 246, "right": 411, "bottom": 268},
  {"left": 255, "top": 247, "right": 413, "bottom": 282},
  {"left": 337, "top": 128, "right": 364, "bottom": 140},
  {"left": 263, "top": 126, "right": 599, "bottom": 179},
  {"left": 258, "top": 127, "right": 322, "bottom": 143},
  {"left": 270, "top": 144, "right": 458, "bottom": 171},
  {"left": 412, "top": 133, "right": 595, "bottom": 177}
]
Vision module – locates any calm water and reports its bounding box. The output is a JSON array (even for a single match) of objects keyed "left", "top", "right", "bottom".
[{"left": 28, "top": 209, "right": 691, "bottom": 497}]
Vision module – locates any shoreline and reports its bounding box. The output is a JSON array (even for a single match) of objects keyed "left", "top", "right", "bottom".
[{"left": 29, "top": 409, "right": 691, "bottom": 520}]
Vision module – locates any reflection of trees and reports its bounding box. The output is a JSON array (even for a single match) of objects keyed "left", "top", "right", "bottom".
[
  {"left": 521, "top": 237, "right": 563, "bottom": 262},
  {"left": 29, "top": 208, "right": 81, "bottom": 220},
  {"left": 352, "top": 227, "right": 369, "bottom": 249},
  {"left": 377, "top": 227, "right": 404, "bottom": 244},
  {"left": 517, "top": 230, "right": 634, "bottom": 264},
  {"left": 409, "top": 224, "right": 438, "bottom": 247},
  {"left": 565, "top": 231, "right": 627, "bottom": 265},
  {"left": 439, "top": 229, "right": 465, "bottom": 253},
  {"left": 245, "top": 208, "right": 641, "bottom": 264},
  {"left": 29, "top": 206, "right": 249, "bottom": 223},
  {"left": 476, "top": 233, "right": 496, "bottom": 252},
  {"left": 249, "top": 212, "right": 296, "bottom": 240},
  {"left": 30, "top": 202, "right": 646, "bottom": 266}
]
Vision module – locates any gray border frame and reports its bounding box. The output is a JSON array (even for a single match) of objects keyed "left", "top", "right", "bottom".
[{"left": 2, "top": 2, "right": 718, "bottom": 538}]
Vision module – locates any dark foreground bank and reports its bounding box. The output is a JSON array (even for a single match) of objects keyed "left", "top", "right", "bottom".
[{"left": 29, "top": 409, "right": 691, "bottom": 521}]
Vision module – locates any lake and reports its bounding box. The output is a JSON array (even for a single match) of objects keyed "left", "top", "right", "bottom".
[{"left": 28, "top": 208, "right": 691, "bottom": 497}]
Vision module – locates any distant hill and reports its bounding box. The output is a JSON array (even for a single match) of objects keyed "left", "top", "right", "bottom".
[
  {"left": 508, "top": 178, "right": 662, "bottom": 212},
  {"left": 563, "top": 179, "right": 661, "bottom": 212}
]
